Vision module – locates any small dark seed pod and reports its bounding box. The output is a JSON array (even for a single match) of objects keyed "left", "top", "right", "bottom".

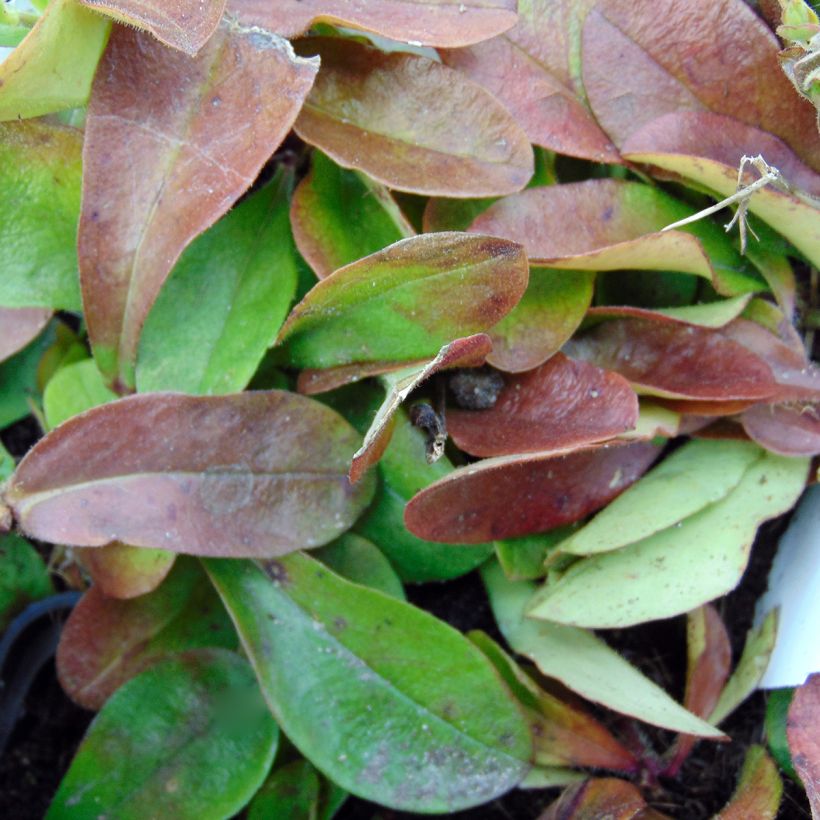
[{"left": 448, "top": 367, "right": 505, "bottom": 410}]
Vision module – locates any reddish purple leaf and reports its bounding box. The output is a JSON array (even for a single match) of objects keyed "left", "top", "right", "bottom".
[
  {"left": 79, "top": 22, "right": 318, "bottom": 389},
  {"left": 0, "top": 307, "right": 51, "bottom": 364},
  {"left": 564, "top": 318, "right": 778, "bottom": 401},
  {"left": 298, "top": 359, "right": 426, "bottom": 396},
  {"left": 232, "top": 0, "right": 518, "bottom": 47},
  {"left": 666, "top": 605, "right": 732, "bottom": 776},
  {"left": 75, "top": 542, "right": 176, "bottom": 599},
  {"left": 448, "top": 353, "right": 638, "bottom": 457},
  {"left": 441, "top": 0, "right": 620, "bottom": 163},
  {"left": 350, "top": 335, "right": 491, "bottom": 483},
  {"left": 6, "top": 392, "right": 375, "bottom": 556},
  {"left": 582, "top": 0, "right": 820, "bottom": 174},
  {"left": 540, "top": 777, "right": 653, "bottom": 820},
  {"left": 741, "top": 403, "right": 820, "bottom": 457},
  {"left": 80, "top": 0, "right": 227, "bottom": 55},
  {"left": 788, "top": 673, "right": 820, "bottom": 818},
  {"left": 293, "top": 38, "right": 533, "bottom": 198},
  {"left": 404, "top": 442, "right": 659, "bottom": 543}
]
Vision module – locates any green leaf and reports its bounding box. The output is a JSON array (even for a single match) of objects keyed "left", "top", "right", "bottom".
[
  {"left": 356, "top": 408, "right": 494, "bottom": 582},
  {"left": 291, "top": 150, "right": 413, "bottom": 280},
  {"left": 0, "top": 441, "right": 14, "bottom": 482},
  {"left": 43, "top": 358, "right": 117, "bottom": 430},
  {"left": 0, "top": 0, "right": 110, "bottom": 122},
  {"left": 0, "top": 120, "right": 82, "bottom": 310},
  {"left": 314, "top": 533, "right": 406, "bottom": 601},
  {"left": 555, "top": 440, "right": 762, "bottom": 557},
  {"left": 0, "top": 322, "right": 54, "bottom": 430},
  {"left": 48, "top": 649, "right": 278, "bottom": 819},
  {"left": 56, "top": 557, "right": 237, "bottom": 709},
  {"left": 495, "top": 529, "right": 576, "bottom": 581},
  {"left": 0, "top": 533, "right": 53, "bottom": 631},
  {"left": 277, "top": 232, "right": 528, "bottom": 369},
  {"left": 137, "top": 173, "right": 300, "bottom": 395},
  {"left": 205, "top": 554, "right": 532, "bottom": 813},
  {"left": 766, "top": 688, "right": 798, "bottom": 781},
  {"left": 247, "top": 760, "right": 321, "bottom": 820},
  {"left": 529, "top": 450, "right": 809, "bottom": 628},
  {"left": 711, "top": 609, "right": 779, "bottom": 726},
  {"left": 481, "top": 561, "right": 723, "bottom": 736}
]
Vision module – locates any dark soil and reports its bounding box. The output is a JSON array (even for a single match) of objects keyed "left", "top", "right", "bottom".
[{"left": 0, "top": 417, "right": 812, "bottom": 819}]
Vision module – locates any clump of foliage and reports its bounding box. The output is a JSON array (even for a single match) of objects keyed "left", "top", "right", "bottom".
[{"left": 1, "top": 0, "right": 819, "bottom": 817}]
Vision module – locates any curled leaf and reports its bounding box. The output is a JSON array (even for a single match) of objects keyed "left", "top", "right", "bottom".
[
  {"left": 741, "top": 403, "right": 820, "bottom": 456},
  {"left": 80, "top": 0, "right": 226, "bottom": 55},
  {"left": 404, "top": 442, "right": 660, "bottom": 543},
  {"left": 448, "top": 353, "right": 638, "bottom": 457},
  {"left": 277, "top": 232, "right": 528, "bottom": 369},
  {"left": 715, "top": 745, "right": 783, "bottom": 820},
  {"left": 293, "top": 38, "right": 533, "bottom": 197},
  {"left": 79, "top": 21, "right": 318, "bottom": 388},
  {"left": 7, "top": 392, "right": 375, "bottom": 557}
]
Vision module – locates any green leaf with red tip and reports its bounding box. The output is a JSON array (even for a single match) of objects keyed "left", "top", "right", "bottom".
[
  {"left": 404, "top": 442, "right": 660, "bottom": 544},
  {"left": 788, "top": 673, "right": 820, "bottom": 816},
  {"left": 277, "top": 232, "right": 528, "bottom": 370},
  {"left": 541, "top": 777, "right": 652, "bottom": 820},
  {"left": 448, "top": 353, "right": 637, "bottom": 458},
  {"left": 482, "top": 561, "right": 723, "bottom": 736},
  {"left": 80, "top": 0, "right": 226, "bottom": 55},
  {"left": 293, "top": 38, "right": 533, "bottom": 198},
  {"left": 291, "top": 150, "right": 414, "bottom": 280},
  {"left": 136, "top": 171, "right": 300, "bottom": 396},
  {"left": 0, "top": 120, "right": 82, "bottom": 310},
  {"left": 205, "top": 553, "right": 532, "bottom": 813},
  {"left": 75, "top": 542, "right": 176, "bottom": 600},
  {"left": 486, "top": 269, "right": 594, "bottom": 373},
  {"left": 0, "top": 308, "right": 51, "bottom": 365},
  {"left": 715, "top": 746, "right": 783, "bottom": 820},
  {"left": 527, "top": 448, "right": 809, "bottom": 628},
  {"left": 79, "top": 22, "right": 318, "bottom": 390},
  {"left": 586, "top": 296, "right": 752, "bottom": 329},
  {"left": 232, "top": 0, "right": 518, "bottom": 47},
  {"left": 442, "top": 0, "right": 619, "bottom": 163},
  {"left": 582, "top": 0, "right": 820, "bottom": 172},
  {"left": 56, "top": 557, "right": 236, "bottom": 709},
  {"left": 565, "top": 317, "right": 778, "bottom": 401},
  {"left": 469, "top": 180, "right": 764, "bottom": 296},
  {"left": 622, "top": 120, "right": 820, "bottom": 268},
  {"left": 48, "top": 649, "right": 278, "bottom": 819},
  {"left": 7, "top": 392, "right": 375, "bottom": 557},
  {"left": 0, "top": 0, "right": 111, "bottom": 122}
]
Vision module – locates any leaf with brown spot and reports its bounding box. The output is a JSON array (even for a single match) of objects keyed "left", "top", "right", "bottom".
[
  {"left": 79, "top": 21, "right": 318, "bottom": 389},
  {"left": 231, "top": 0, "right": 518, "bottom": 47},
  {"left": 788, "top": 673, "right": 820, "bottom": 818},
  {"left": 56, "top": 557, "right": 236, "bottom": 709},
  {"left": 6, "top": 392, "right": 375, "bottom": 556},
  {"left": 486, "top": 270, "right": 594, "bottom": 373},
  {"left": 564, "top": 317, "right": 778, "bottom": 401},
  {"left": 0, "top": 308, "right": 51, "bottom": 364},
  {"left": 581, "top": 0, "right": 820, "bottom": 173},
  {"left": 293, "top": 38, "right": 533, "bottom": 198},
  {"left": 540, "top": 778, "right": 650, "bottom": 820},
  {"left": 441, "top": 0, "right": 619, "bottom": 163},
  {"left": 351, "top": 335, "right": 491, "bottom": 483},
  {"left": 621, "top": 120, "right": 820, "bottom": 268},
  {"left": 277, "top": 233, "right": 528, "bottom": 369},
  {"left": 741, "top": 403, "right": 820, "bottom": 456},
  {"left": 468, "top": 180, "right": 762, "bottom": 296},
  {"left": 80, "top": 0, "right": 226, "bottom": 54},
  {"left": 448, "top": 353, "right": 638, "bottom": 457},
  {"left": 404, "top": 442, "right": 660, "bottom": 543},
  {"left": 75, "top": 542, "right": 176, "bottom": 600},
  {"left": 715, "top": 746, "right": 783, "bottom": 820},
  {"left": 665, "top": 605, "right": 732, "bottom": 776}
]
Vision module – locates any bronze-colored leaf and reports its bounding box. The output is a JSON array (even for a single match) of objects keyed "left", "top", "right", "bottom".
[
  {"left": 0, "top": 307, "right": 51, "bottom": 364},
  {"left": 404, "top": 442, "right": 660, "bottom": 543},
  {"left": 539, "top": 778, "right": 651, "bottom": 820},
  {"left": 741, "top": 403, "right": 820, "bottom": 456},
  {"left": 232, "top": 0, "right": 518, "bottom": 47},
  {"left": 715, "top": 746, "right": 783, "bottom": 820},
  {"left": 293, "top": 38, "right": 533, "bottom": 197},
  {"left": 788, "top": 673, "right": 820, "bottom": 818},
  {"left": 75, "top": 542, "right": 175, "bottom": 599},
  {"left": 80, "top": 0, "right": 226, "bottom": 55},
  {"left": 448, "top": 353, "right": 638, "bottom": 457},
  {"left": 79, "top": 21, "right": 318, "bottom": 389},
  {"left": 6, "top": 392, "right": 375, "bottom": 557}
]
